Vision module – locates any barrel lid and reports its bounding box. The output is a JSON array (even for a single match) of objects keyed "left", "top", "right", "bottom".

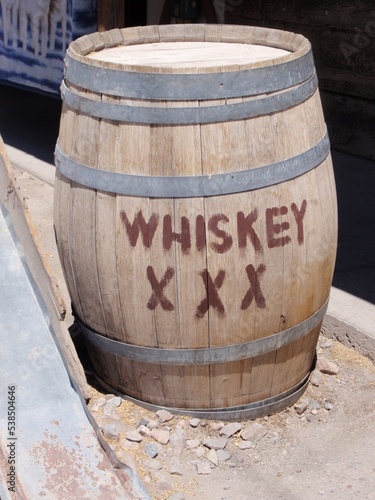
[{"left": 86, "top": 41, "right": 290, "bottom": 71}]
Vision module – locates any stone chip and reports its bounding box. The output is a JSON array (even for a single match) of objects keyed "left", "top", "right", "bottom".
[
  {"left": 241, "top": 422, "right": 267, "bottom": 442},
  {"left": 203, "top": 436, "right": 228, "bottom": 450}
]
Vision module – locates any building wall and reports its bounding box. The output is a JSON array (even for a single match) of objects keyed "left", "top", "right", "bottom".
[{"left": 226, "top": 0, "right": 375, "bottom": 159}]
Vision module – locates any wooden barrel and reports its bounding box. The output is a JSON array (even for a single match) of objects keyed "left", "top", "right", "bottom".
[{"left": 54, "top": 24, "right": 337, "bottom": 419}]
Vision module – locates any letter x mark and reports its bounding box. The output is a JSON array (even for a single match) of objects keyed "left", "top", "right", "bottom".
[
  {"left": 241, "top": 264, "right": 266, "bottom": 310},
  {"left": 196, "top": 269, "right": 225, "bottom": 318},
  {"left": 146, "top": 266, "right": 175, "bottom": 311}
]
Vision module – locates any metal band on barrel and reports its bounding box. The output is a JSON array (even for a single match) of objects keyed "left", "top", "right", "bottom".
[
  {"left": 61, "top": 72, "right": 317, "bottom": 125},
  {"left": 54, "top": 132, "right": 330, "bottom": 198},
  {"left": 65, "top": 49, "right": 314, "bottom": 101},
  {"left": 93, "top": 371, "right": 311, "bottom": 421},
  {"left": 79, "top": 300, "right": 328, "bottom": 366}
]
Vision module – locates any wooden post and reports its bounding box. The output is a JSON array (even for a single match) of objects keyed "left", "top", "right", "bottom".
[{"left": 98, "top": 0, "right": 125, "bottom": 31}]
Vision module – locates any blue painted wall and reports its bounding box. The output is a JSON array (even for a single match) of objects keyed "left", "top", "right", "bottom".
[{"left": 0, "top": 0, "right": 97, "bottom": 95}]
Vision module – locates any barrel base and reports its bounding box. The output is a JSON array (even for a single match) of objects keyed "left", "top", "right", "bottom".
[{"left": 91, "top": 369, "right": 313, "bottom": 422}]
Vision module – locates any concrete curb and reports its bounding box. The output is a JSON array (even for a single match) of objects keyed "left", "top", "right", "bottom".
[{"left": 324, "top": 287, "right": 375, "bottom": 363}]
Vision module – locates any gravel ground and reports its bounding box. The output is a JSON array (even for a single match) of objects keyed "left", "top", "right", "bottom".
[{"left": 86, "top": 336, "right": 375, "bottom": 500}]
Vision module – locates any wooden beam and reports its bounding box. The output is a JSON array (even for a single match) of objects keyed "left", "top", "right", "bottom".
[{"left": 98, "top": 0, "right": 125, "bottom": 31}]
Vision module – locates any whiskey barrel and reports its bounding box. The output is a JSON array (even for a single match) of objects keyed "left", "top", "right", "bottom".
[{"left": 54, "top": 24, "right": 337, "bottom": 419}]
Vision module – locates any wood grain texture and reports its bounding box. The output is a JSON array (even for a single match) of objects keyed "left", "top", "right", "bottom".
[{"left": 54, "top": 25, "right": 337, "bottom": 412}]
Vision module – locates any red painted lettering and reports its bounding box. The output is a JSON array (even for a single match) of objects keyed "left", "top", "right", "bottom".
[
  {"left": 120, "top": 210, "right": 158, "bottom": 249},
  {"left": 291, "top": 199, "right": 307, "bottom": 245},
  {"left": 237, "top": 209, "right": 263, "bottom": 253},
  {"left": 196, "top": 269, "right": 226, "bottom": 318},
  {"left": 196, "top": 214, "right": 206, "bottom": 252},
  {"left": 241, "top": 264, "right": 266, "bottom": 310},
  {"left": 266, "top": 205, "right": 291, "bottom": 249},
  {"left": 163, "top": 215, "right": 191, "bottom": 254},
  {"left": 208, "top": 214, "right": 233, "bottom": 254},
  {"left": 146, "top": 266, "right": 175, "bottom": 311}
]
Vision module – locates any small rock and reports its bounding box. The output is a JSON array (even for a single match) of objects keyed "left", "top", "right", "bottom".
[
  {"left": 143, "top": 459, "right": 163, "bottom": 471},
  {"left": 324, "top": 402, "right": 334, "bottom": 411},
  {"left": 103, "top": 406, "right": 121, "bottom": 421},
  {"left": 186, "top": 439, "right": 201, "bottom": 449},
  {"left": 126, "top": 430, "right": 142, "bottom": 442},
  {"left": 102, "top": 422, "right": 121, "bottom": 440},
  {"left": 309, "top": 399, "right": 321, "bottom": 411},
  {"left": 138, "top": 418, "right": 149, "bottom": 427},
  {"left": 119, "top": 438, "right": 139, "bottom": 451},
  {"left": 206, "top": 449, "right": 219, "bottom": 467},
  {"left": 151, "top": 428, "right": 170, "bottom": 445},
  {"left": 241, "top": 422, "right": 267, "bottom": 442},
  {"left": 219, "top": 422, "right": 242, "bottom": 438},
  {"left": 168, "top": 460, "right": 184, "bottom": 476},
  {"left": 196, "top": 461, "right": 212, "bottom": 475},
  {"left": 189, "top": 418, "right": 200, "bottom": 428},
  {"left": 203, "top": 437, "right": 228, "bottom": 450},
  {"left": 294, "top": 399, "right": 309, "bottom": 415},
  {"left": 147, "top": 419, "right": 159, "bottom": 430},
  {"left": 237, "top": 440, "right": 253, "bottom": 450},
  {"left": 170, "top": 428, "right": 186, "bottom": 458},
  {"left": 310, "top": 369, "right": 325, "bottom": 387},
  {"left": 156, "top": 409, "right": 174, "bottom": 423},
  {"left": 89, "top": 396, "right": 106, "bottom": 412},
  {"left": 217, "top": 449, "right": 231, "bottom": 461},
  {"left": 316, "top": 358, "right": 339, "bottom": 375},
  {"left": 138, "top": 425, "right": 151, "bottom": 437},
  {"left": 195, "top": 446, "right": 206, "bottom": 458},
  {"left": 106, "top": 396, "right": 122, "bottom": 408},
  {"left": 208, "top": 421, "right": 224, "bottom": 432},
  {"left": 144, "top": 442, "right": 162, "bottom": 458}
]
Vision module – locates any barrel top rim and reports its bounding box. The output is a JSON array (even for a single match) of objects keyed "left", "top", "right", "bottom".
[
  {"left": 85, "top": 41, "right": 291, "bottom": 71},
  {"left": 67, "top": 24, "right": 312, "bottom": 74}
]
